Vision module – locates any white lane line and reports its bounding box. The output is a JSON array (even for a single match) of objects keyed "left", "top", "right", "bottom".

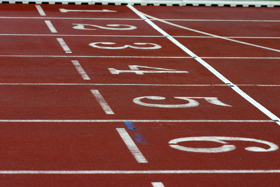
[
  {"left": 152, "top": 182, "right": 165, "bottom": 187},
  {"left": 91, "top": 90, "right": 114, "bottom": 115},
  {"left": 0, "top": 170, "right": 279, "bottom": 174},
  {"left": 35, "top": 5, "right": 46, "bottom": 16},
  {"left": 44, "top": 20, "right": 57, "bottom": 33},
  {"left": 1, "top": 55, "right": 280, "bottom": 59},
  {"left": 56, "top": 38, "right": 72, "bottom": 53},
  {"left": 128, "top": 5, "right": 280, "bottom": 126},
  {"left": 1, "top": 34, "right": 279, "bottom": 39},
  {"left": 0, "top": 120, "right": 272, "bottom": 123},
  {"left": 0, "top": 83, "right": 279, "bottom": 87},
  {"left": 140, "top": 12, "right": 280, "bottom": 53},
  {"left": 116, "top": 128, "right": 148, "bottom": 163},
  {"left": 71, "top": 60, "right": 90, "bottom": 80},
  {"left": 0, "top": 17, "right": 280, "bottom": 22}
]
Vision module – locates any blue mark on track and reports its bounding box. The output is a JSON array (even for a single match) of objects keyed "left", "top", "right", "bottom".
[{"left": 124, "top": 121, "right": 147, "bottom": 144}]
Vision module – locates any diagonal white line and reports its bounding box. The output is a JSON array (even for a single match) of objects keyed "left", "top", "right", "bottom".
[
  {"left": 44, "top": 20, "right": 57, "bottom": 33},
  {"left": 91, "top": 90, "right": 114, "bottom": 114},
  {"left": 57, "top": 38, "right": 72, "bottom": 53},
  {"left": 127, "top": 5, "right": 280, "bottom": 126},
  {"left": 152, "top": 182, "right": 165, "bottom": 187},
  {"left": 140, "top": 12, "right": 280, "bottom": 53},
  {"left": 71, "top": 60, "right": 90, "bottom": 80},
  {"left": 116, "top": 128, "right": 148, "bottom": 163},
  {"left": 35, "top": 5, "right": 46, "bottom": 16}
]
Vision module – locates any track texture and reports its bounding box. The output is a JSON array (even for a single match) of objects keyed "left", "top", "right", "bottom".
[{"left": 0, "top": 4, "right": 279, "bottom": 186}]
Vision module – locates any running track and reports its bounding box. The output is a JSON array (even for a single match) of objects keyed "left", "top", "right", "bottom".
[{"left": 0, "top": 4, "right": 279, "bottom": 186}]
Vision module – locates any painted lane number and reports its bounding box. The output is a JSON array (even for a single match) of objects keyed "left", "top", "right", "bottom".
[
  {"left": 169, "top": 136, "right": 279, "bottom": 153},
  {"left": 89, "top": 42, "right": 161, "bottom": 50},
  {"left": 109, "top": 65, "right": 188, "bottom": 75},
  {"left": 73, "top": 24, "right": 137, "bottom": 31},
  {"left": 133, "top": 96, "right": 231, "bottom": 108}
]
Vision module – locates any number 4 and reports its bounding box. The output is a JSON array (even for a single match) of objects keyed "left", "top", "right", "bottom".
[{"left": 108, "top": 65, "right": 188, "bottom": 75}]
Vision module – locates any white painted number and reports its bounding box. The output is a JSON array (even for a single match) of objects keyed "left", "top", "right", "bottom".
[
  {"left": 133, "top": 96, "right": 231, "bottom": 108},
  {"left": 60, "top": 9, "right": 116, "bottom": 13},
  {"left": 89, "top": 42, "right": 161, "bottom": 50},
  {"left": 73, "top": 24, "right": 137, "bottom": 31},
  {"left": 109, "top": 65, "right": 188, "bottom": 75},
  {"left": 169, "top": 136, "right": 279, "bottom": 153}
]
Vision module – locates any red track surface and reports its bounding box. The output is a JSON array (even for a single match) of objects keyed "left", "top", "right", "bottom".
[{"left": 0, "top": 4, "right": 279, "bottom": 186}]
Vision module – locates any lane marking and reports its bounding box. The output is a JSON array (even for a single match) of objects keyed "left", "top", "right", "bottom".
[
  {"left": 91, "top": 90, "right": 114, "bottom": 115},
  {"left": 0, "top": 120, "right": 272, "bottom": 123},
  {"left": 1, "top": 34, "right": 279, "bottom": 39},
  {"left": 116, "top": 128, "right": 148, "bottom": 163},
  {"left": 0, "top": 170, "right": 279, "bottom": 174},
  {"left": 152, "top": 182, "right": 165, "bottom": 187},
  {"left": 60, "top": 9, "right": 117, "bottom": 13},
  {"left": 0, "top": 17, "right": 279, "bottom": 22},
  {"left": 71, "top": 60, "right": 90, "bottom": 80},
  {"left": 139, "top": 12, "right": 280, "bottom": 53},
  {"left": 56, "top": 38, "right": 72, "bottom": 53},
  {"left": 44, "top": 20, "right": 57, "bottom": 33},
  {"left": 35, "top": 5, "right": 46, "bottom": 16},
  {"left": 0, "top": 55, "right": 279, "bottom": 59},
  {"left": 128, "top": 5, "right": 280, "bottom": 126},
  {"left": 0, "top": 83, "right": 279, "bottom": 87}
]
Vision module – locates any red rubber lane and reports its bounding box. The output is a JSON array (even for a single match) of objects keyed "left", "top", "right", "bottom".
[
  {"left": 0, "top": 4, "right": 43, "bottom": 17},
  {"left": 0, "top": 85, "right": 270, "bottom": 120},
  {"left": 0, "top": 174, "right": 279, "bottom": 187},
  {"left": 206, "top": 59, "right": 280, "bottom": 84},
  {"left": 136, "top": 6, "right": 280, "bottom": 20},
  {"left": 176, "top": 38, "right": 280, "bottom": 57},
  {"left": 0, "top": 36, "right": 66, "bottom": 55},
  {"left": 155, "top": 21, "right": 280, "bottom": 37},
  {"left": 0, "top": 19, "right": 52, "bottom": 34},
  {"left": 0, "top": 57, "right": 222, "bottom": 84},
  {"left": 241, "top": 87, "right": 280, "bottom": 116}
]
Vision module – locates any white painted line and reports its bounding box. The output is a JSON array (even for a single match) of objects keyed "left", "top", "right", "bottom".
[
  {"left": 71, "top": 60, "right": 90, "bottom": 80},
  {"left": 60, "top": 9, "right": 117, "bottom": 13},
  {"left": 0, "top": 120, "right": 272, "bottom": 123},
  {"left": 152, "top": 182, "right": 165, "bottom": 187},
  {"left": 0, "top": 170, "right": 279, "bottom": 174},
  {"left": 0, "top": 83, "right": 279, "bottom": 87},
  {"left": 91, "top": 90, "right": 114, "bottom": 115},
  {"left": 140, "top": 12, "right": 280, "bottom": 53},
  {"left": 128, "top": 5, "right": 280, "bottom": 126},
  {"left": 1, "top": 55, "right": 280, "bottom": 59},
  {"left": 0, "top": 34, "right": 280, "bottom": 39},
  {"left": 116, "top": 128, "right": 148, "bottom": 163},
  {"left": 35, "top": 5, "right": 46, "bottom": 16},
  {"left": 0, "top": 17, "right": 279, "bottom": 22},
  {"left": 44, "top": 20, "right": 57, "bottom": 33},
  {"left": 56, "top": 38, "right": 72, "bottom": 53}
]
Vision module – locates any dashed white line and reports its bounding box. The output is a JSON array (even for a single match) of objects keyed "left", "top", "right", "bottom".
[
  {"left": 128, "top": 5, "right": 280, "bottom": 126},
  {"left": 116, "top": 128, "right": 148, "bottom": 163},
  {"left": 91, "top": 90, "right": 114, "bottom": 115},
  {"left": 35, "top": 5, "right": 46, "bottom": 16},
  {"left": 71, "top": 60, "right": 90, "bottom": 80},
  {"left": 57, "top": 38, "right": 72, "bottom": 53},
  {"left": 44, "top": 20, "right": 57, "bottom": 33},
  {"left": 0, "top": 170, "right": 279, "bottom": 174},
  {"left": 152, "top": 182, "right": 165, "bottom": 187}
]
